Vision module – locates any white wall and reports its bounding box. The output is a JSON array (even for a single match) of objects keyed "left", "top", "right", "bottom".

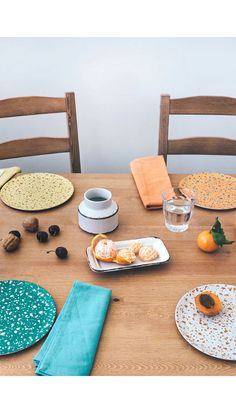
[{"left": 0, "top": 37, "right": 235, "bottom": 173}]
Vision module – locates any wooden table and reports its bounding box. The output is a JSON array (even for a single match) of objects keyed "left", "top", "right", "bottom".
[{"left": 0, "top": 173, "right": 235, "bottom": 376}]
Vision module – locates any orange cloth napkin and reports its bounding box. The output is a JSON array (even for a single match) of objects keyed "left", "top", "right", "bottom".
[{"left": 130, "top": 155, "right": 174, "bottom": 209}]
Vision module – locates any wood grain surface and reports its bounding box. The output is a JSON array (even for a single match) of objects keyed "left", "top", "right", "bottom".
[
  {"left": 0, "top": 96, "right": 66, "bottom": 117},
  {"left": 158, "top": 94, "right": 236, "bottom": 161},
  {"left": 168, "top": 137, "right": 236, "bottom": 156},
  {"left": 0, "top": 137, "right": 70, "bottom": 159},
  {"left": 0, "top": 173, "right": 235, "bottom": 376},
  {"left": 170, "top": 96, "right": 236, "bottom": 115},
  {"left": 0, "top": 93, "right": 81, "bottom": 172}
]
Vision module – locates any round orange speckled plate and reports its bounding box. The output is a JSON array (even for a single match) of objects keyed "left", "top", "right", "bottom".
[{"left": 179, "top": 172, "right": 236, "bottom": 210}]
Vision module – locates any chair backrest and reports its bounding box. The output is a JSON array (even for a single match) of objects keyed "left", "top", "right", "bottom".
[
  {"left": 158, "top": 94, "right": 236, "bottom": 163},
  {"left": 0, "top": 92, "right": 81, "bottom": 172}
]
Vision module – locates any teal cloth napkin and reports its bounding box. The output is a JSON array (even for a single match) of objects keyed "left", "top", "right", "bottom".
[{"left": 34, "top": 281, "right": 112, "bottom": 376}]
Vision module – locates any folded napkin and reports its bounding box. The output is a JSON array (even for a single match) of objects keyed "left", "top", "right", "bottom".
[
  {"left": 34, "top": 281, "right": 112, "bottom": 376},
  {"left": 0, "top": 166, "right": 21, "bottom": 189},
  {"left": 130, "top": 155, "right": 174, "bottom": 209}
]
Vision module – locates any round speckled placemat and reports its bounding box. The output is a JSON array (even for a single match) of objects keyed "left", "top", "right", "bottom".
[
  {"left": 175, "top": 284, "right": 236, "bottom": 361},
  {"left": 179, "top": 172, "right": 236, "bottom": 210},
  {"left": 0, "top": 173, "right": 74, "bottom": 211},
  {"left": 0, "top": 280, "right": 56, "bottom": 355}
]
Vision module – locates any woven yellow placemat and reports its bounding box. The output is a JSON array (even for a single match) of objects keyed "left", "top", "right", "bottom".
[
  {"left": 179, "top": 172, "right": 236, "bottom": 210},
  {"left": 0, "top": 173, "right": 74, "bottom": 211}
]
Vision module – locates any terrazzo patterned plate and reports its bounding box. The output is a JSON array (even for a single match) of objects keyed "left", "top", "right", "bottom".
[
  {"left": 175, "top": 284, "right": 236, "bottom": 361},
  {"left": 0, "top": 280, "right": 56, "bottom": 355},
  {"left": 0, "top": 173, "right": 74, "bottom": 211},
  {"left": 179, "top": 172, "right": 236, "bottom": 210}
]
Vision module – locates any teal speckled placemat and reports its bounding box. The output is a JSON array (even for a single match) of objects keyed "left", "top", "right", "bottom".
[{"left": 0, "top": 280, "right": 56, "bottom": 355}]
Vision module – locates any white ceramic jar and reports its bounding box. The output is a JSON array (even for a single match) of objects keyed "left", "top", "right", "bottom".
[{"left": 78, "top": 188, "right": 119, "bottom": 234}]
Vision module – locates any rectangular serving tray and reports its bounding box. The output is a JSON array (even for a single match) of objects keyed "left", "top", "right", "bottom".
[{"left": 86, "top": 236, "right": 170, "bottom": 273}]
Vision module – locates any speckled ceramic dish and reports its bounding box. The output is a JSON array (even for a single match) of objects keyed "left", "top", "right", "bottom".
[
  {"left": 175, "top": 284, "right": 236, "bottom": 361},
  {"left": 0, "top": 173, "right": 74, "bottom": 211},
  {"left": 0, "top": 280, "right": 56, "bottom": 355},
  {"left": 179, "top": 172, "right": 236, "bottom": 210}
]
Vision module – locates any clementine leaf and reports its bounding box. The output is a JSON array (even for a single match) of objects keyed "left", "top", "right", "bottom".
[{"left": 210, "top": 217, "right": 234, "bottom": 247}]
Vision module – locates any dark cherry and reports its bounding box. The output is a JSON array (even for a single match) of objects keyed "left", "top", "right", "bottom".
[
  {"left": 36, "top": 231, "right": 48, "bottom": 243},
  {"left": 47, "top": 246, "right": 68, "bottom": 259},
  {"left": 9, "top": 230, "right": 21, "bottom": 239},
  {"left": 48, "top": 225, "right": 60, "bottom": 236},
  {"left": 56, "top": 247, "right": 68, "bottom": 259}
]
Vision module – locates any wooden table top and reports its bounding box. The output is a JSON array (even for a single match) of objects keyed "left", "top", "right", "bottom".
[{"left": 0, "top": 173, "right": 235, "bottom": 376}]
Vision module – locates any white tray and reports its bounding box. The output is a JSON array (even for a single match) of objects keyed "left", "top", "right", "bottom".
[{"left": 86, "top": 236, "right": 170, "bottom": 273}]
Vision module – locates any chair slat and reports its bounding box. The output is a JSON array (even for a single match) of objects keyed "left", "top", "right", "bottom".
[
  {"left": 168, "top": 137, "right": 236, "bottom": 155},
  {"left": 0, "top": 137, "right": 70, "bottom": 159},
  {"left": 170, "top": 96, "right": 236, "bottom": 115},
  {"left": 0, "top": 97, "right": 67, "bottom": 118},
  {"left": 66, "top": 93, "right": 81, "bottom": 173},
  {"left": 158, "top": 95, "right": 170, "bottom": 163}
]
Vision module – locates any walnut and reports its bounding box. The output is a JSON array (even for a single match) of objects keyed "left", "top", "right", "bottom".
[
  {"left": 22, "top": 217, "right": 39, "bottom": 232},
  {"left": 2, "top": 234, "right": 20, "bottom": 251}
]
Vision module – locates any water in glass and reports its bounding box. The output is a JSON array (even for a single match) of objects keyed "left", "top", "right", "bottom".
[
  {"left": 162, "top": 187, "right": 195, "bottom": 233},
  {"left": 163, "top": 197, "right": 193, "bottom": 232}
]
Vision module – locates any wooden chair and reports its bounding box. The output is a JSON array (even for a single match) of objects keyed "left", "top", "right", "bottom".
[
  {"left": 0, "top": 92, "right": 81, "bottom": 172},
  {"left": 158, "top": 95, "right": 236, "bottom": 163}
]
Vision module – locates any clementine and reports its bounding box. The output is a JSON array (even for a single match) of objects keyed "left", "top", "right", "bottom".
[
  {"left": 90, "top": 233, "right": 107, "bottom": 253},
  {"left": 93, "top": 238, "right": 117, "bottom": 262},
  {"left": 197, "top": 217, "right": 234, "bottom": 253},
  {"left": 197, "top": 230, "right": 219, "bottom": 253}
]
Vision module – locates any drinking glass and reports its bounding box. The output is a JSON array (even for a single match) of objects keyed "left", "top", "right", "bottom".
[{"left": 162, "top": 187, "right": 195, "bottom": 232}]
